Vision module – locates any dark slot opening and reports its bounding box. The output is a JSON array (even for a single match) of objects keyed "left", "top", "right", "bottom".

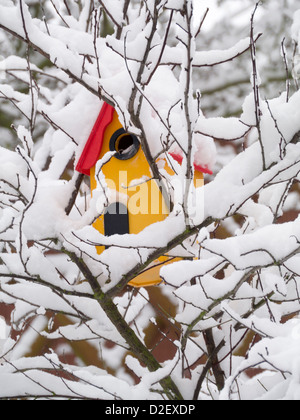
[{"left": 104, "top": 202, "right": 129, "bottom": 240}]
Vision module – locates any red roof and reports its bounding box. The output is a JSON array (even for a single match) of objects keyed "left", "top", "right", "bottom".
[
  {"left": 76, "top": 102, "right": 114, "bottom": 176},
  {"left": 169, "top": 152, "right": 213, "bottom": 175},
  {"left": 76, "top": 102, "right": 212, "bottom": 176}
]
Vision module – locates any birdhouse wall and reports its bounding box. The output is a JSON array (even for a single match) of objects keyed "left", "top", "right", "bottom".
[
  {"left": 86, "top": 108, "right": 204, "bottom": 288},
  {"left": 90, "top": 109, "right": 176, "bottom": 288},
  {"left": 90, "top": 109, "right": 169, "bottom": 234}
]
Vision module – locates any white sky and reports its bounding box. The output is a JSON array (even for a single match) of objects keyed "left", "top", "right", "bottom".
[
  {"left": 193, "top": 0, "right": 221, "bottom": 30},
  {"left": 193, "top": 0, "right": 255, "bottom": 32}
]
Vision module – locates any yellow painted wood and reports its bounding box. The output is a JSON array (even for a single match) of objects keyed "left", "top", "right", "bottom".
[{"left": 90, "top": 110, "right": 203, "bottom": 288}]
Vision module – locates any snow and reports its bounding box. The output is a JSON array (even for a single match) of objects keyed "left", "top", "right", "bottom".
[
  {"left": 193, "top": 37, "right": 256, "bottom": 67},
  {"left": 0, "top": 0, "right": 300, "bottom": 402},
  {"left": 220, "top": 316, "right": 300, "bottom": 400},
  {"left": 0, "top": 316, "right": 7, "bottom": 357}
]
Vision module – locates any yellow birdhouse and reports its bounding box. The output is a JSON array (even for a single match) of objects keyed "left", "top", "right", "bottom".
[{"left": 76, "top": 102, "right": 208, "bottom": 288}]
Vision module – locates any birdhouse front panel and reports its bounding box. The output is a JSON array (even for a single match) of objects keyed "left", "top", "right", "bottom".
[
  {"left": 76, "top": 102, "right": 205, "bottom": 288},
  {"left": 90, "top": 108, "right": 168, "bottom": 236}
]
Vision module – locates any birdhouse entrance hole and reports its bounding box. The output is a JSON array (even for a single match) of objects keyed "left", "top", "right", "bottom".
[{"left": 110, "top": 128, "right": 140, "bottom": 161}]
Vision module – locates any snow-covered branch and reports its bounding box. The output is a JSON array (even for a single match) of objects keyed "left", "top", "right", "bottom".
[{"left": 0, "top": 0, "right": 300, "bottom": 401}]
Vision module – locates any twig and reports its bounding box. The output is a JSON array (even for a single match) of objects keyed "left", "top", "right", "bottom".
[
  {"left": 193, "top": 332, "right": 225, "bottom": 400},
  {"left": 65, "top": 173, "right": 85, "bottom": 216},
  {"left": 145, "top": 9, "right": 174, "bottom": 86},
  {"left": 250, "top": 3, "right": 266, "bottom": 170},
  {"left": 265, "top": 98, "right": 287, "bottom": 160},
  {"left": 281, "top": 38, "right": 290, "bottom": 103},
  {"left": 180, "top": 1, "right": 194, "bottom": 227},
  {"left": 195, "top": 8, "right": 209, "bottom": 38}
]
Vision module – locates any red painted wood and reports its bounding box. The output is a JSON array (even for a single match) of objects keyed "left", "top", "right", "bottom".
[{"left": 76, "top": 102, "right": 115, "bottom": 176}]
